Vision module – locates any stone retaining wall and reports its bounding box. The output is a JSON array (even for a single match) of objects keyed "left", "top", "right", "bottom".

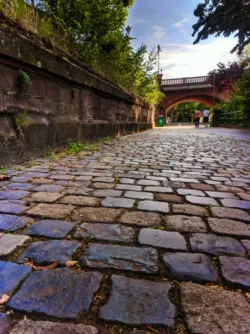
[{"left": 0, "top": 15, "right": 153, "bottom": 164}]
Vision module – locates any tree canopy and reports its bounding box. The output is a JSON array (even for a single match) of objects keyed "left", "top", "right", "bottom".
[{"left": 192, "top": 0, "right": 250, "bottom": 54}]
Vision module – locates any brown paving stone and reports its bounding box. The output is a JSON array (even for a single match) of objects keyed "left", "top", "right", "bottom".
[
  {"left": 59, "top": 195, "right": 100, "bottom": 206},
  {"left": 10, "top": 320, "right": 98, "bottom": 334},
  {"left": 181, "top": 282, "right": 250, "bottom": 334},
  {"left": 72, "top": 207, "right": 122, "bottom": 223},
  {"left": 173, "top": 204, "right": 209, "bottom": 216},
  {"left": 237, "top": 192, "right": 250, "bottom": 200},
  {"left": 92, "top": 182, "right": 114, "bottom": 189},
  {"left": 27, "top": 203, "right": 75, "bottom": 219},
  {"left": 155, "top": 193, "right": 183, "bottom": 203},
  {"left": 211, "top": 206, "right": 250, "bottom": 221},
  {"left": 27, "top": 192, "right": 63, "bottom": 203},
  {"left": 241, "top": 240, "right": 250, "bottom": 256},
  {"left": 208, "top": 218, "right": 250, "bottom": 237},
  {"left": 119, "top": 211, "right": 161, "bottom": 227},
  {"left": 165, "top": 215, "right": 207, "bottom": 233},
  {"left": 190, "top": 183, "right": 215, "bottom": 191}
]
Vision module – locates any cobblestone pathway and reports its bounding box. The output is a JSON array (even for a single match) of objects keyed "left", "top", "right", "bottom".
[{"left": 0, "top": 127, "right": 250, "bottom": 334}]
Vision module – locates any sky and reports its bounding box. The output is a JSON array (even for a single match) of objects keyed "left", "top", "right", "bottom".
[{"left": 127, "top": 0, "right": 238, "bottom": 78}]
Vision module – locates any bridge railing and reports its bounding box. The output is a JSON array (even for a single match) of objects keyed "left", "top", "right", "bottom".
[{"left": 161, "top": 76, "right": 210, "bottom": 87}]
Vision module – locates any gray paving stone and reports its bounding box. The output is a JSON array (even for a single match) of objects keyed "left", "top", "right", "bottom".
[
  {"left": 208, "top": 218, "right": 250, "bottom": 237},
  {"left": 165, "top": 215, "right": 207, "bottom": 233},
  {"left": 190, "top": 233, "right": 245, "bottom": 257},
  {"left": 100, "top": 275, "right": 176, "bottom": 327},
  {"left": 27, "top": 203, "right": 75, "bottom": 219},
  {"left": 219, "top": 256, "right": 250, "bottom": 288},
  {"left": 18, "top": 240, "right": 81, "bottom": 265},
  {"left": 144, "top": 186, "right": 173, "bottom": 193},
  {"left": 163, "top": 253, "right": 217, "bottom": 282},
  {"left": 49, "top": 174, "right": 74, "bottom": 181},
  {"left": 0, "top": 190, "right": 29, "bottom": 200},
  {"left": 101, "top": 197, "right": 135, "bottom": 208},
  {"left": 116, "top": 184, "right": 142, "bottom": 191},
  {"left": 0, "top": 261, "right": 31, "bottom": 295},
  {"left": 119, "top": 211, "right": 161, "bottom": 227},
  {"left": 137, "top": 200, "right": 169, "bottom": 213},
  {"left": 7, "top": 183, "right": 33, "bottom": 190},
  {"left": 139, "top": 228, "right": 187, "bottom": 250},
  {"left": 205, "top": 191, "right": 236, "bottom": 199},
  {"left": 241, "top": 240, "right": 250, "bottom": 256},
  {"left": 59, "top": 195, "right": 100, "bottom": 206},
  {"left": 23, "top": 220, "right": 76, "bottom": 238},
  {"left": 93, "top": 177, "right": 114, "bottom": 183},
  {"left": 137, "top": 180, "right": 160, "bottom": 186},
  {"left": 81, "top": 244, "right": 158, "bottom": 273},
  {"left": 72, "top": 207, "right": 122, "bottom": 223},
  {"left": 173, "top": 204, "right": 209, "bottom": 216},
  {"left": 74, "top": 223, "right": 135, "bottom": 242},
  {"left": 9, "top": 320, "right": 98, "bottom": 334},
  {"left": 28, "top": 192, "right": 63, "bottom": 203},
  {"left": 181, "top": 282, "right": 250, "bottom": 334},
  {"left": 93, "top": 189, "right": 122, "bottom": 197},
  {"left": 0, "top": 200, "right": 28, "bottom": 214},
  {"left": 0, "top": 214, "right": 31, "bottom": 231},
  {"left": 211, "top": 206, "right": 250, "bottom": 221},
  {"left": 8, "top": 269, "right": 102, "bottom": 319},
  {"left": 221, "top": 198, "right": 250, "bottom": 209},
  {"left": 177, "top": 189, "right": 205, "bottom": 196},
  {"left": 170, "top": 177, "right": 199, "bottom": 183},
  {"left": 124, "top": 191, "right": 153, "bottom": 200},
  {"left": 33, "top": 184, "right": 65, "bottom": 192},
  {"left": 186, "top": 196, "right": 218, "bottom": 206},
  {"left": 120, "top": 178, "right": 135, "bottom": 184},
  {"left": 0, "top": 313, "right": 12, "bottom": 334},
  {"left": 0, "top": 234, "right": 30, "bottom": 256}
]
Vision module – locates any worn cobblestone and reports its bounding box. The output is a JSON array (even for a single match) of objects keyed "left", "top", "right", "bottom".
[{"left": 1, "top": 127, "right": 250, "bottom": 331}]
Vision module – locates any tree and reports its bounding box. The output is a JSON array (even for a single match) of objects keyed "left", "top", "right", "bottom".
[
  {"left": 192, "top": 0, "right": 250, "bottom": 54},
  {"left": 208, "top": 62, "right": 244, "bottom": 91}
]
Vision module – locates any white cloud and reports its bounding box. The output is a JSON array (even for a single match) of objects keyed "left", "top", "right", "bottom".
[
  {"left": 159, "top": 38, "right": 238, "bottom": 78},
  {"left": 153, "top": 26, "right": 165, "bottom": 41},
  {"left": 173, "top": 18, "right": 188, "bottom": 28}
]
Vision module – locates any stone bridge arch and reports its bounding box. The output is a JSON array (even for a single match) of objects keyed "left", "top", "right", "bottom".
[{"left": 157, "top": 76, "right": 229, "bottom": 120}]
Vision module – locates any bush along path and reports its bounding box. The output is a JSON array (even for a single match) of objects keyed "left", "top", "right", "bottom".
[{"left": 0, "top": 127, "right": 250, "bottom": 334}]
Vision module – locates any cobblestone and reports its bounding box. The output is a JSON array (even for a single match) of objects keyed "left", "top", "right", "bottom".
[
  {"left": 10, "top": 320, "right": 98, "bottom": 334},
  {"left": 181, "top": 282, "right": 250, "bottom": 334},
  {"left": 100, "top": 275, "right": 176, "bottom": 327},
  {"left": 1, "top": 127, "right": 250, "bottom": 331},
  {"left": 138, "top": 228, "right": 187, "bottom": 250}
]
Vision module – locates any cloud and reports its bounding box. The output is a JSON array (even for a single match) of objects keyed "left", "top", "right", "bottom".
[
  {"left": 173, "top": 18, "right": 188, "bottom": 28},
  {"left": 153, "top": 26, "right": 165, "bottom": 40},
  {"left": 159, "top": 38, "right": 238, "bottom": 78}
]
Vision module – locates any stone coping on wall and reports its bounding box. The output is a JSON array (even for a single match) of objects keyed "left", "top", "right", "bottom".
[{"left": 0, "top": 13, "right": 148, "bottom": 109}]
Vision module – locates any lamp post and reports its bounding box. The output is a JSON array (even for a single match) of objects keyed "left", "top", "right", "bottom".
[{"left": 157, "top": 45, "right": 161, "bottom": 74}]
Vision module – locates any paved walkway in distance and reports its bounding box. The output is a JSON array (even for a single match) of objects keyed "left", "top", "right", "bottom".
[{"left": 0, "top": 126, "right": 250, "bottom": 334}]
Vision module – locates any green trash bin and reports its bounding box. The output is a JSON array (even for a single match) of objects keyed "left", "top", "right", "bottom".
[{"left": 157, "top": 116, "right": 165, "bottom": 127}]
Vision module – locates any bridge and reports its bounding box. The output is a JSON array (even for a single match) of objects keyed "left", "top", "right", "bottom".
[{"left": 158, "top": 75, "right": 229, "bottom": 118}]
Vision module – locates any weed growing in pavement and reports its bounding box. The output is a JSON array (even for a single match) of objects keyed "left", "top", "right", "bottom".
[
  {"left": 44, "top": 151, "right": 57, "bottom": 161},
  {"left": 66, "top": 141, "right": 98, "bottom": 155},
  {"left": 0, "top": 167, "right": 7, "bottom": 174}
]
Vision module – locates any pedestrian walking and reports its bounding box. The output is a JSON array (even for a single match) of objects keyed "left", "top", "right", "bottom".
[
  {"left": 203, "top": 109, "right": 210, "bottom": 127},
  {"left": 194, "top": 109, "right": 201, "bottom": 128}
]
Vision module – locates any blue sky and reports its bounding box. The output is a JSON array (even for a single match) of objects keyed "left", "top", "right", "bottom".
[{"left": 127, "top": 0, "right": 237, "bottom": 78}]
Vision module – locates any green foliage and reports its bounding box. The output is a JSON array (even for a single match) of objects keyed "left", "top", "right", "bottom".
[
  {"left": 0, "top": 167, "right": 7, "bottom": 174},
  {"left": 44, "top": 151, "right": 57, "bottom": 160},
  {"left": 214, "top": 68, "right": 250, "bottom": 126},
  {"left": 66, "top": 141, "right": 98, "bottom": 155},
  {"left": 15, "top": 111, "right": 29, "bottom": 126},
  {"left": 18, "top": 70, "right": 32, "bottom": 86},
  {"left": 193, "top": 0, "right": 250, "bottom": 54},
  {"left": 6, "top": 0, "right": 25, "bottom": 19}
]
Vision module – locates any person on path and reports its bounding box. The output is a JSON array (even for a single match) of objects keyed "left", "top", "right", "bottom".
[
  {"left": 203, "top": 109, "right": 210, "bottom": 127},
  {"left": 194, "top": 109, "right": 201, "bottom": 128}
]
